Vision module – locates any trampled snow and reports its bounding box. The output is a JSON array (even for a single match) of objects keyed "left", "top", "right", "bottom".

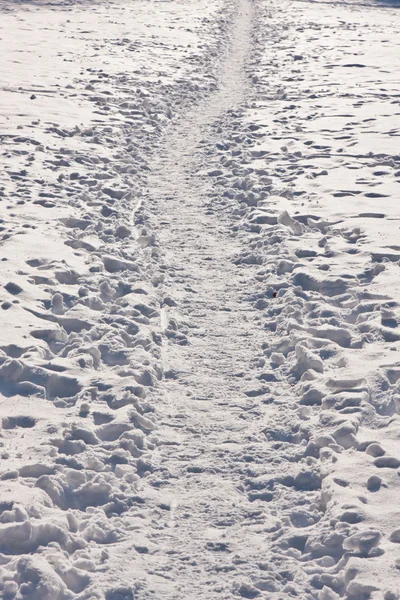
[{"left": 0, "top": 0, "right": 399, "bottom": 598}]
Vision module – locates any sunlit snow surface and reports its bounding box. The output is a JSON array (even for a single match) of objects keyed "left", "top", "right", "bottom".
[{"left": 0, "top": 0, "right": 399, "bottom": 598}]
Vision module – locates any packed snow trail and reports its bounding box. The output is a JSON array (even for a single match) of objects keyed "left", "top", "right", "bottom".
[
  {"left": 134, "top": 0, "right": 277, "bottom": 596},
  {"left": 135, "top": 0, "right": 324, "bottom": 597}
]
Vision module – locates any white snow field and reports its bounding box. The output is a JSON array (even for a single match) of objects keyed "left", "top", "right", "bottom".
[{"left": 0, "top": 0, "right": 400, "bottom": 597}]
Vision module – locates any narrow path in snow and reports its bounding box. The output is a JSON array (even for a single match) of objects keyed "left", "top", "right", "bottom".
[{"left": 136, "top": 0, "right": 279, "bottom": 596}]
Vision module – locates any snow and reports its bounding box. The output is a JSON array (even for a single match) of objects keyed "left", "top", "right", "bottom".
[{"left": 0, "top": 0, "right": 400, "bottom": 598}]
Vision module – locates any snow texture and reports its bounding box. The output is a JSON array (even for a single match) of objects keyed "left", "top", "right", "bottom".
[{"left": 0, "top": 0, "right": 400, "bottom": 598}]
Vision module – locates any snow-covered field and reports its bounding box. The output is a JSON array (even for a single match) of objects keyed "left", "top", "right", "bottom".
[{"left": 0, "top": 0, "right": 399, "bottom": 598}]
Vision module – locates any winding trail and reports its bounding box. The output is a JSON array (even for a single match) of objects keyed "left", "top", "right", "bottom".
[{"left": 136, "top": 0, "right": 280, "bottom": 596}]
